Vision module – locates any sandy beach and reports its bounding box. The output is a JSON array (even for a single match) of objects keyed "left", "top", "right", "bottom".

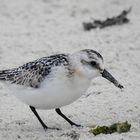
[{"left": 0, "top": 0, "right": 139, "bottom": 139}]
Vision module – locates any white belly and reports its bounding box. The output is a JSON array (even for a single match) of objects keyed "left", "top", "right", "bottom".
[{"left": 12, "top": 69, "right": 91, "bottom": 109}]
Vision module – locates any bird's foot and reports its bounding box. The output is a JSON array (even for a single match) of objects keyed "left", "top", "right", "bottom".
[
  {"left": 71, "top": 123, "right": 83, "bottom": 127},
  {"left": 48, "top": 127, "right": 60, "bottom": 130},
  {"left": 43, "top": 125, "right": 60, "bottom": 131}
]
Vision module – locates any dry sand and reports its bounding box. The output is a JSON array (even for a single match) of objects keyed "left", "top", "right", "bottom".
[{"left": 0, "top": 0, "right": 140, "bottom": 139}]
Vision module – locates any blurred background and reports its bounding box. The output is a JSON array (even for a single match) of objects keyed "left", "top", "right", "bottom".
[{"left": 0, "top": 0, "right": 139, "bottom": 139}]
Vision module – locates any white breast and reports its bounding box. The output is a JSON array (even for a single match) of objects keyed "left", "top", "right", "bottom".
[{"left": 12, "top": 66, "right": 91, "bottom": 110}]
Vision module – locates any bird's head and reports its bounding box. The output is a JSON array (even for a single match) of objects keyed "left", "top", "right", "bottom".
[{"left": 72, "top": 49, "right": 123, "bottom": 89}]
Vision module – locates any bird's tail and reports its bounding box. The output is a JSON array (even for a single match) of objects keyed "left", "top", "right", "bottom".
[{"left": 0, "top": 69, "right": 15, "bottom": 81}]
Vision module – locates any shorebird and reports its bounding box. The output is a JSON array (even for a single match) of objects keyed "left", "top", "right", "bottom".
[{"left": 0, "top": 49, "right": 123, "bottom": 130}]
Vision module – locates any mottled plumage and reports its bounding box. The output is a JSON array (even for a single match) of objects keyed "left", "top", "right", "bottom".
[{"left": 0, "top": 54, "right": 69, "bottom": 88}]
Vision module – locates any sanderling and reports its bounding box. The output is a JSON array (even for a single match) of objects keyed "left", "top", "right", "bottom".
[{"left": 0, "top": 49, "right": 123, "bottom": 130}]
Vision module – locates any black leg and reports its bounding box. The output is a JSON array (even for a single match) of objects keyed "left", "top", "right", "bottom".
[
  {"left": 55, "top": 108, "right": 81, "bottom": 127},
  {"left": 30, "top": 106, "right": 48, "bottom": 130}
]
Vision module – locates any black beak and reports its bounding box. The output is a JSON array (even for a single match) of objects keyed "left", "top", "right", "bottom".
[{"left": 102, "top": 69, "right": 124, "bottom": 89}]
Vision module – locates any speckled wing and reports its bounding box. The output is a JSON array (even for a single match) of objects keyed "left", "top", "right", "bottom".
[
  {"left": 0, "top": 61, "right": 50, "bottom": 88},
  {"left": 0, "top": 54, "right": 69, "bottom": 88}
]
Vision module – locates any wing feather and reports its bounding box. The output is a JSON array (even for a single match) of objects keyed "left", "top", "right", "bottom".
[{"left": 0, "top": 54, "right": 69, "bottom": 88}]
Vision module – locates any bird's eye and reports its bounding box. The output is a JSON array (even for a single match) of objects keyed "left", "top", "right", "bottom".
[{"left": 90, "top": 61, "right": 97, "bottom": 66}]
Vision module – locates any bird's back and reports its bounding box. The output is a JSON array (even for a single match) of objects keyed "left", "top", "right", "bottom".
[{"left": 0, "top": 54, "right": 69, "bottom": 88}]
